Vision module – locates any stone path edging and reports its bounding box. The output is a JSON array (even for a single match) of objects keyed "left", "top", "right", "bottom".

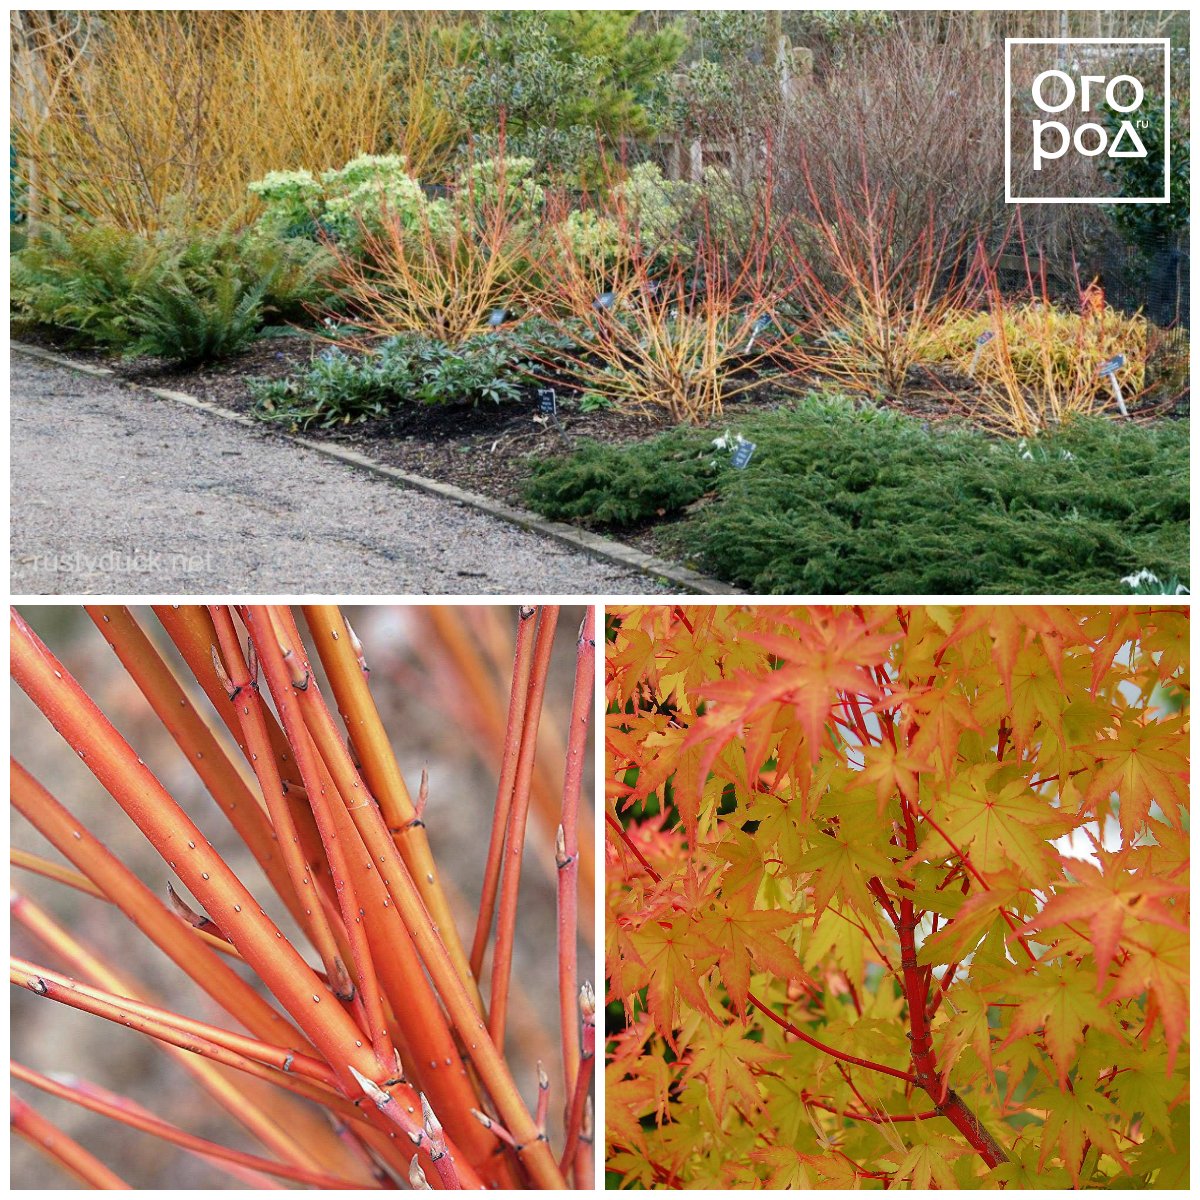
[{"left": 12, "top": 341, "right": 735, "bottom": 595}]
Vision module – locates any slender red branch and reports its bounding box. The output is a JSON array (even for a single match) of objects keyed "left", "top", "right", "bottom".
[
  {"left": 558, "top": 986, "right": 595, "bottom": 1174},
  {"left": 11, "top": 1091, "right": 131, "bottom": 1189},
  {"left": 471, "top": 604, "right": 539, "bottom": 980},
  {"left": 557, "top": 610, "right": 595, "bottom": 1100},
  {"left": 490, "top": 605, "right": 560, "bottom": 1047},
  {"left": 11, "top": 1062, "right": 381, "bottom": 1190},
  {"left": 209, "top": 605, "right": 354, "bottom": 1000},
  {"left": 11, "top": 959, "right": 338, "bottom": 1090},
  {"left": 892, "top": 805, "right": 1009, "bottom": 1169},
  {"left": 749, "top": 991, "right": 917, "bottom": 1085},
  {"left": 804, "top": 1094, "right": 941, "bottom": 1124},
  {"left": 606, "top": 810, "right": 660, "bottom": 880},
  {"left": 672, "top": 606, "right": 695, "bottom": 635},
  {"left": 908, "top": 795, "right": 1038, "bottom": 965},
  {"left": 248, "top": 605, "right": 396, "bottom": 1074}
]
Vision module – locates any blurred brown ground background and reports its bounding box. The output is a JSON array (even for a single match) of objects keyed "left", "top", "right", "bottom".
[{"left": 11, "top": 603, "right": 595, "bottom": 1189}]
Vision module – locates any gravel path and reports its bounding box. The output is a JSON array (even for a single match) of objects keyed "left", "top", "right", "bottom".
[{"left": 10, "top": 354, "right": 669, "bottom": 595}]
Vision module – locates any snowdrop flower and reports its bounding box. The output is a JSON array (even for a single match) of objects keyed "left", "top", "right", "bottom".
[{"left": 1120, "top": 568, "right": 1161, "bottom": 589}]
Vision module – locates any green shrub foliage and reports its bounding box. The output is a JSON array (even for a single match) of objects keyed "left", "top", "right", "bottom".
[
  {"left": 524, "top": 431, "right": 718, "bottom": 526},
  {"left": 522, "top": 394, "right": 1188, "bottom": 594},
  {"left": 251, "top": 330, "right": 540, "bottom": 429},
  {"left": 437, "top": 11, "right": 686, "bottom": 179},
  {"left": 11, "top": 226, "right": 334, "bottom": 363}
]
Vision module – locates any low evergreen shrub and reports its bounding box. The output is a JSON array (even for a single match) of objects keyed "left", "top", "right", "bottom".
[
  {"left": 522, "top": 393, "right": 1188, "bottom": 594},
  {"left": 524, "top": 431, "right": 717, "bottom": 526}
]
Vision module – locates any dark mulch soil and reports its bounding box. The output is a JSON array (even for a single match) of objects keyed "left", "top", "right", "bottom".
[{"left": 132, "top": 335, "right": 673, "bottom": 507}]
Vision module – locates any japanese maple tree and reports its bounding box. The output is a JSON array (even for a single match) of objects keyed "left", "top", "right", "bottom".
[{"left": 606, "top": 605, "right": 1189, "bottom": 1189}]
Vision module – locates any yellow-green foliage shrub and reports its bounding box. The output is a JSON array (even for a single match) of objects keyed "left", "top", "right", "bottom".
[
  {"left": 11, "top": 11, "right": 457, "bottom": 234},
  {"left": 925, "top": 302, "right": 1149, "bottom": 403}
]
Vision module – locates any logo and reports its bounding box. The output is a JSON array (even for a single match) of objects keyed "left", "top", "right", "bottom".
[{"left": 1005, "top": 38, "right": 1169, "bottom": 204}]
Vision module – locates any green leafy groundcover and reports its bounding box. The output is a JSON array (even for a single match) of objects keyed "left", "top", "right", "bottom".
[{"left": 522, "top": 394, "right": 1189, "bottom": 594}]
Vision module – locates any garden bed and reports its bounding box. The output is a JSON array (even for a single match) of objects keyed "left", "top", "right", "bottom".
[
  {"left": 21, "top": 332, "right": 664, "bottom": 508},
  {"left": 16, "top": 329, "right": 1004, "bottom": 506},
  {"left": 14, "top": 331, "right": 1189, "bottom": 597}
]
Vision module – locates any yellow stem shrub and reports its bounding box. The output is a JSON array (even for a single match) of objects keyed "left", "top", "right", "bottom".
[{"left": 11, "top": 11, "right": 460, "bottom": 234}]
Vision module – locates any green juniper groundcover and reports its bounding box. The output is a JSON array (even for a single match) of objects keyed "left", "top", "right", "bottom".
[{"left": 522, "top": 394, "right": 1188, "bottom": 595}]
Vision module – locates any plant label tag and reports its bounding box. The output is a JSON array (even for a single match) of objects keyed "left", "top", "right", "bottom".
[
  {"left": 731, "top": 441, "right": 756, "bottom": 469},
  {"left": 1097, "top": 353, "right": 1125, "bottom": 377},
  {"left": 537, "top": 388, "right": 557, "bottom": 415},
  {"left": 968, "top": 329, "right": 998, "bottom": 376},
  {"left": 746, "top": 314, "right": 772, "bottom": 352}
]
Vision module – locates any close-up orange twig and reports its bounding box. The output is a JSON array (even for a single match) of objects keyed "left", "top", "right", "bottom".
[{"left": 11, "top": 603, "right": 595, "bottom": 1189}]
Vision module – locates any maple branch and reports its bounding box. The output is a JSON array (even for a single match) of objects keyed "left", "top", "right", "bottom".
[
  {"left": 895, "top": 885, "right": 1010, "bottom": 1170},
  {"left": 996, "top": 719, "right": 1011, "bottom": 761},
  {"left": 804, "top": 1094, "right": 941, "bottom": 1124},
  {"left": 925, "top": 960, "right": 962, "bottom": 1020},
  {"left": 933, "top": 1089, "right": 1010, "bottom": 1169},
  {"left": 606, "top": 810, "right": 661, "bottom": 881},
  {"left": 833, "top": 1146, "right": 893, "bottom": 1183},
  {"left": 841, "top": 690, "right": 882, "bottom": 746},
  {"left": 866, "top": 877, "right": 901, "bottom": 929},
  {"left": 671, "top": 606, "right": 695, "bottom": 635},
  {"left": 826, "top": 905, "right": 897, "bottom": 975},
  {"left": 861, "top": 681, "right": 1013, "bottom": 1171},
  {"left": 747, "top": 991, "right": 916, "bottom": 1085}
]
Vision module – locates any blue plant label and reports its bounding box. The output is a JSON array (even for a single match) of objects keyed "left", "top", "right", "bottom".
[
  {"left": 976, "top": 329, "right": 996, "bottom": 346},
  {"left": 731, "top": 441, "right": 756, "bottom": 469},
  {"left": 488, "top": 308, "right": 508, "bottom": 328},
  {"left": 537, "top": 388, "right": 557, "bottom": 414},
  {"left": 1097, "top": 354, "right": 1125, "bottom": 377},
  {"left": 594, "top": 291, "right": 616, "bottom": 311},
  {"left": 752, "top": 314, "right": 772, "bottom": 335}
]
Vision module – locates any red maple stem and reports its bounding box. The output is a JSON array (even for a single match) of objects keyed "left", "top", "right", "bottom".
[
  {"left": 671, "top": 606, "right": 695, "bottom": 634},
  {"left": 606, "top": 810, "right": 658, "bottom": 877},
  {"left": 907, "top": 793, "right": 1038, "bottom": 966},
  {"left": 893, "top": 788, "right": 1009, "bottom": 1169},
  {"left": 803, "top": 1094, "right": 941, "bottom": 1124},
  {"left": 748, "top": 990, "right": 917, "bottom": 1085}
]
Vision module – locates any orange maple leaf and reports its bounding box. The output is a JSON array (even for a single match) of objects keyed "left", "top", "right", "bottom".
[{"left": 1018, "top": 852, "right": 1187, "bottom": 986}]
